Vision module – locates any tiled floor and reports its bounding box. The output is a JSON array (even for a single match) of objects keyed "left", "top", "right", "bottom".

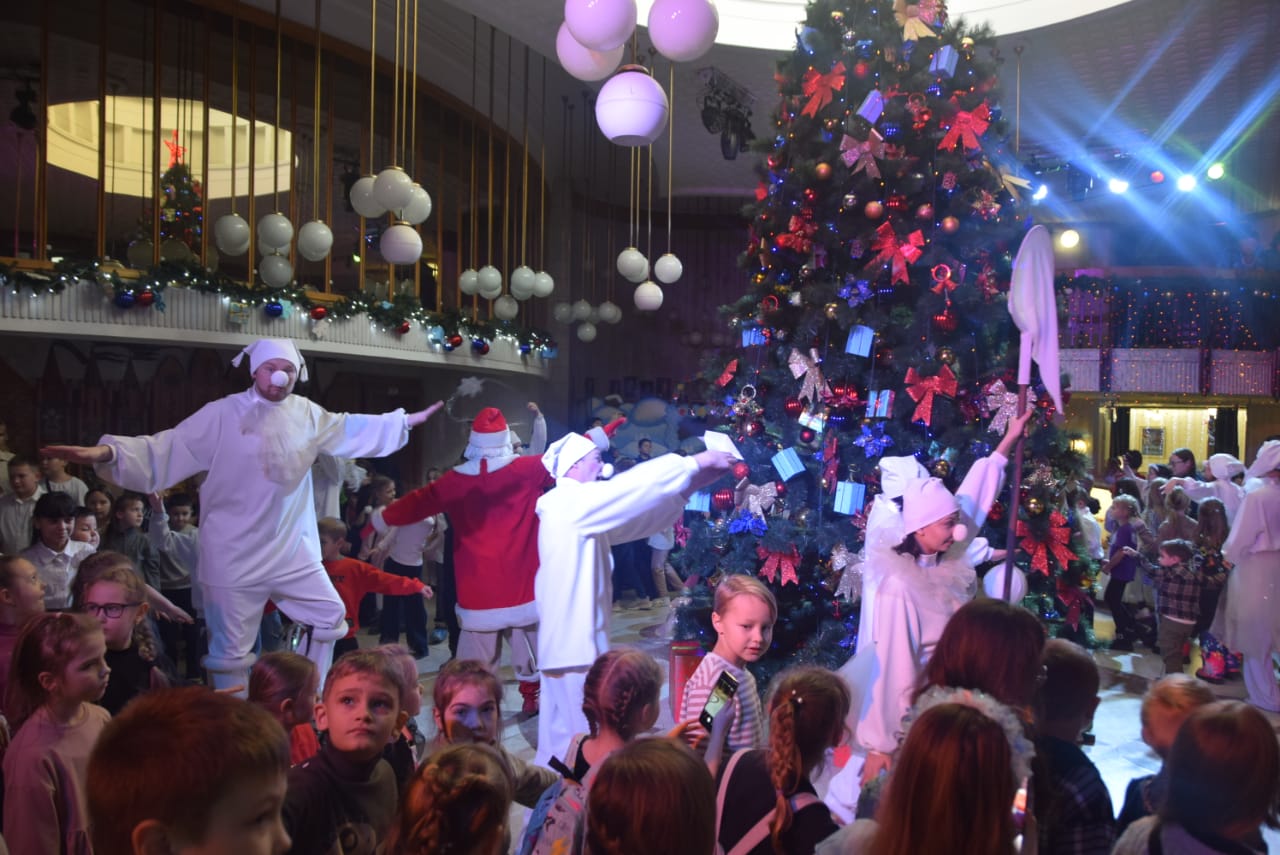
[{"left": 396, "top": 601, "right": 1280, "bottom": 850}]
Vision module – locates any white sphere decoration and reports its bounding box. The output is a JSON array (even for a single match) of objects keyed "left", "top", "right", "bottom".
[
  {"left": 477, "top": 265, "right": 503, "bottom": 299},
  {"left": 493, "top": 294, "right": 520, "bottom": 321},
  {"left": 982, "top": 565, "right": 1028, "bottom": 603},
  {"left": 459, "top": 268, "right": 480, "bottom": 295},
  {"left": 510, "top": 266, "right": 536, "bottom": 299},
  {"left": 552, "top": 301, "right": 574, "bottom": 324},
  {"left": 576, "top": 321, "right": 598, "bottom": 342},
  {"left": 688, "top": 331, "right": 704, "bottom": 346},
  {"left": 297, "top": 220, "right": 334, "bottom": 262},
  {"left": 532, "top": 271, "right": 555, "bottom": 298},
  {"left": 257, "top": 212, "right": 294, "bottom": 252},
  {"left": 634, "top": 280, "right": 664, "bottom": 311},
  {"left": 596, "top": 66, "right": 669, "bottom": 146},
  {"left": 373, "top": 166, "right": 415, "bottom": 212},
  {"left": 159, "top": 238, "right": 192, "bottom": 262},
  {"left": 214, "top": 213, "right": 250, "bottom": 256},
  {"left": 597, "top": 300, "right": 622, "bottom": 324},
  {"left": 571, "top": 299, "right": 593, "bottom": 321},
  {"left": 259, "top": 253, "right": 294, "bottom": 288},
  {"left": 556, "top": 22, "right": 624, "bottom": 82},
  {"left": 616, "top": 246, "right": 649, "bottom": 283},
  {"left": 400, "top": 184, "right": 433, "bottom": 224},
  {"left": 654, "top": 252, "right": 683, "bottom": 284},
  {"left": 564, "top": 0, "right": 637, "bottom": 51},
  {"left": 350, "top": 176, "right": 386, "bottom": 218},
  {"left": 647, "top": 0, "right": 720, "bottom": 63},
  {"left": 380, "top": 222, "right": 423, "bottom": 265}
]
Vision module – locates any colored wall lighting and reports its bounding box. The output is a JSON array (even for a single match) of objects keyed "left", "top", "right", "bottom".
[
  {"left": 1207, "top": 162, "right": 1225, "bottom": 180},
  {"left": 1176, "top": 174, "right": 1197, "bottom": 192},
  {"left": 1059, "top": 229, "right": 1081, "bottom": 249}
]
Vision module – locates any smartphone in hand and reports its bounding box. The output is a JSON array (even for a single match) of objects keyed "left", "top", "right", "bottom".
[{"left": 699, "top": 670, "right": 740, "bottom": 730}]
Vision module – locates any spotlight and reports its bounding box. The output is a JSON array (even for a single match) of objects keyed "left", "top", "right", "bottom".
[
  {"left": 1150, "top": 170, "right": 1165, "bottom": 184},
  {"left": 1107, "top": 178, "right": 1129, "bottom": 194},
  {"left": 1032, "top": 184, "right": 1049, "bottom": 202},
  {"left": 1059, "top": 229, "right": 1081, "bottom": 249},
  {"left": 1176, "top": 174, "right": 1197, "bottom": 192},
  {"left": 1207, "top": 162, "right": 1225, "bottom": 180}
]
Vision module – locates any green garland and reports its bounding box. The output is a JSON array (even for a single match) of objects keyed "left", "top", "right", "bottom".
[{"left": 0, "top": 257, "right": 556, "bottom": 350}]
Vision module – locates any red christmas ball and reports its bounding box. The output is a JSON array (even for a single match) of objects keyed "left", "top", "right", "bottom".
[
  {"left": 732, "top": 462, "right": 751, "bottom": 481},
  {"left": 940, "top": 216, "right": 960, "bottom": 234},
  {"left": 774, "top": 481, "right": 786, "bottom": 498},
  {"left": 447, "top": 333, "right": 464, "bottom": 348},
  {"left": 916, "top": 203, "right": 935, "bottom": 220},
  {"left": 712, "top": 488, "right": 736, "bottom": 512},
  {"left": 886, "top": 194, "right": 908, "bottom": 213},
  {"left": 799, "top": 428, "right": 816, "bottom": 443},
  {"left": 853, "top": 60, "right": 870, "bottom": 78},
  {"left": 988, "top": 500, "right": 1006, "bottom": 522},
  {"left": 746, "top": 420, "right": 765, "bottom": 437},
  {"left": 933, "top": 309, "right": 958, "bottom": 332},
  {"left": 784, "top": 397, "right": 804, "bottom": 417},
  {"left": 397, "top": 321, "right": 411, "bottom": 335},
  {"left": 310, "top": 305, "right": 328, "bottom": 321},
  {"left": 136, "top": 289, "right": 155, "bottom": 307},
  {"left": 864, "top": 200, "right": 885, "bottom": 219}
]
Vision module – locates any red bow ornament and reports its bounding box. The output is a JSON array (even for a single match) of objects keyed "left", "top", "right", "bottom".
[
  {"left": 1016, "top": 511, "right": 1078, "bottom": 575},
  {"left": 716, "top": 359, "right": 738, "bottom": 387},
  {"left": 757, "top": 544, "right": 801, "bottom": 585},
  {"left": 930, "top": 263, "right": 958, "bottom": 296},
  {"left": 801, "top": 62, "right": 846, "bottom": 118},
  {"left": 674, "top": 520, "right": 690, "bottom": 548},
  {"left": 905, "top": 364, "right": 958, "bottom": 425},
  {"left": 776, "top": 214, "right": 818, "bottom": 254},
  {"left": 938, "top": 102, "right": 991, "bottom": 151},
  {"left": 1056, "top": 577, "right": 1090, "bottom": 631},
  {"left": 869, "top": 222, "right": 925, "bottom": 285},
  {"left": 840, "top": 130, "right": 884, "bottom": 179}
]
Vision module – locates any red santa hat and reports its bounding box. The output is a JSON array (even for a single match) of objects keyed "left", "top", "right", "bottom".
[
  {"left": 231, "top": 338, "right": 308, "bottom": 381},
  {"left": 585, "top": 417, "right": 626, "bottom": 451},
  {"left": 464, "top": 407, "right": 514, "bottom": 460}
]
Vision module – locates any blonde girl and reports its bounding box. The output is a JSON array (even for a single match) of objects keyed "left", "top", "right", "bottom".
[
  {"left": 2, "top": 612, "right": 111, "bottom": 853},
  {"left": 77, "top": 562, "right": 171, "bottom": 715},
  {"left": 679, "top": 574, "right": 778, "bottom": 753}
]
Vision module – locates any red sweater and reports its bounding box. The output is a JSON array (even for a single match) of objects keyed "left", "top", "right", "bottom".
[
  {"left": 379, "top": 455, "right": 552, "bottom": 632},
  {"left": 323, "top": 556, "right": 425, "bottom": 638}
]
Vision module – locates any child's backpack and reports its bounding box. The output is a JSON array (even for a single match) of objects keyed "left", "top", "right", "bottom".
[{"left": 517, "top": 734, "right": 594, "bottom": 855}]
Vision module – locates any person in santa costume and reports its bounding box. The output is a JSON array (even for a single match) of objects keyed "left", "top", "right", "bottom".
[
  {"left": 43, "top": 338, "right": 442, "bottom": 692},
  {"left": 533, "top": 433, "right": 737, "bottom": 767},
  {"left": 365, "top": 403, "right": 592, "bottom": 716}
]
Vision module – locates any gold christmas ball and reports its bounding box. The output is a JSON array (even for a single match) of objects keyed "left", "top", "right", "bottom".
[
  {"left": 941, "top": 215, "right": 961, "bottom": 234},
  {"left": 815, "top": 162, "right": 833, "bottom": 180},
  {"left": 821, "top": 476, "right": 831, "bottom": 491},
  {"left": 1025, "top": 495, "right": 1045, "bottom": 515},
  {"left": 931, "top": 459, "right": 951, "bottom": 478},
  {"left": 795, "top": 507, "right": 814, "bottom": 527},
  {"left": 831, "top": 10, "right": 845, "bottom": 25},
  {"left": 938, "top": 346, "right": 956, "bottom": 365},
  {"left": 825, "top": 302, "right": 840, "bottom": 319},
  {"left": 824, "top": 118, "right": 840, "bottom": 132}
]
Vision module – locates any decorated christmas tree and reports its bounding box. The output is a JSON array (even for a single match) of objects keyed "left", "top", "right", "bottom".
[
  {"left": 672, "top": 0, "right": 1094, "bottom": 688},
  {"left": 158, "top": 130, "right": 204, "bottom": 255}
]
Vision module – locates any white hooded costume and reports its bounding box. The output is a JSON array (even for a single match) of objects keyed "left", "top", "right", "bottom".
[
  {"left": 95, "top": 339, "right": 413, "bottom": 690},
  {"left": 1168, "top": 452, "right": 1245, "bottom": 525},
  {"left": 533, "top": 431, "right": 698, "bottom": 766}
]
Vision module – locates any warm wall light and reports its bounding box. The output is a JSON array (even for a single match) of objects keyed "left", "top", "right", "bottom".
[
  {"left": 1059, "top": 229, "right": 1081, "bottom": 249},
  {"left": 1070, "top": 438, "right": 1088, "bottom": 454}
]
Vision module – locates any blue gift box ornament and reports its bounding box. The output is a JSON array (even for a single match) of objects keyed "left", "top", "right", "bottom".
[
  {"left": 845, "top": 325, "right": 874, "bottom": 357},
  {"left": 772, "top": 447, "right": 805, "bottom": 481},
  {"left": 856, "top": 89, "right": 885, "bottom": 124},
  {"left": 834, "top": 482, "right": 867, "bottom": 515},
  {"left": 741, "top": 324, "right": 768, "bottom": 347},
  {"left": 685, "top": 491, "right": 711, "bottom": 513},
  {"left": 865, "top": 390, "right": 895, "bottom": 418},
  {"left": 930, "top": 45, "right": 959, "bottom": 79}
]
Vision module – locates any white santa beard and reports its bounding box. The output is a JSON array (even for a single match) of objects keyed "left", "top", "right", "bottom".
[{"left": 241, "top": 396, "right": 318, "bottom": 486}]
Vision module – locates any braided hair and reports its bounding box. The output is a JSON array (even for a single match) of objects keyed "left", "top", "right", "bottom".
[
  {"left": 385, "top": 742, "right": 515, "bottom": 855},
  {"left": 765, "top": 667, "right": 851, "bottom": 854},
  {"left": 582, "top": 648, "right": 662, "bottom": 740}
]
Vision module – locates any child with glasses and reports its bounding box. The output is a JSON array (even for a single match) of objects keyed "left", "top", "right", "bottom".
[{"left": 75, "top": 557, "right": 172, "bottom": 714}]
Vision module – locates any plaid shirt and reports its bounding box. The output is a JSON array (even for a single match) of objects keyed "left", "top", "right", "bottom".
[{"left": 1144, "top": 558, "right": 1225, "bottom": 622}]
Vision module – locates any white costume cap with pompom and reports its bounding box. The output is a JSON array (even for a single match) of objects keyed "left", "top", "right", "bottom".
[
  {"left": 901, "top": 477, "right": 961, "bottom": 535},
  {"left": 543, "top": 433, "right": 598, "bottom": 480},
  {"left": 880, "top": 456, "right": 929, "bottom": 500},
  {"left": 230, "top": 338, "right": 308, "bottom": 382},
  {"left": 1247, "top": 441, "right": 1280, "bottom": 479},
  {"left": 1207, "top": 453, "right": 1245, "bottom": 480}
]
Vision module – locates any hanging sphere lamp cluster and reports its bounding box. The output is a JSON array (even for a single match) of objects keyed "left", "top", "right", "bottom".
[
  {"left": 550, "top": 297, "right": 624, "bottom": 342},
  {"left": 349, "top": 166, "right": 434, "bottom": 266},
  {"left": 458, "top": 263, "right": 555, "bottom": 306}
]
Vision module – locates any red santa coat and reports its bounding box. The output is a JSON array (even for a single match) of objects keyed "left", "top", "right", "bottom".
[{"left": 379, "top": 455, "right": 552, "bottom": 632}]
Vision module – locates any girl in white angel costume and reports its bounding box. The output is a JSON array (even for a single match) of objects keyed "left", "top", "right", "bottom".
[{"left": 824, "top": 410, "right": 1031, "bottom": 823}]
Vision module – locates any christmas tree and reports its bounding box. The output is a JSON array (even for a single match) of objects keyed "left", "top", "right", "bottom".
[
  {"left": 158, "top": 130, "right": 204, "bottom": 255},
  {"left": 672, "top": 0, "right": 1094, "bottom": 688}
]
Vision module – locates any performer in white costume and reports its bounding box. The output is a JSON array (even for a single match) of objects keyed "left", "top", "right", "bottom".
[
  {"left": 1164, "top": 452, "right": 1246, "bottom": 525},
  {"left": 532, "top": 432, "right": 736, "bottom": 766},
  {"left": 1218, "top": 441, "right": 1280, "bottom": 712},
  {"left": 43, "top": 338, "right": 442, "bottom": 691},
  {"left": 824, "top": 410, "right": 1030, "bottom": 823}
]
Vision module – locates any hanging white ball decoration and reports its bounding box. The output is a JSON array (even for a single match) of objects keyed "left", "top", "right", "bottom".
[
  {"left": 159, "top": 238, "right": 192, "bottom": 263},
  {"left": 556, "top": 21, "right": 624, "bottom": 82},
  {"left": 214, "top": 213, "right": 250, "bottom": 256},
  {"left": 380, "top": 222, "right": 423, "bottom": 265},
  {"left": 350, "top": 176, "right": 386, "bottom": 218},
  {"left": 616, "top": 247, "right": 649, "bottom": 283},
  {"left": 257, "top": 212, "right": 294, "bottom": 252},
  {"left": 654, "top": 252, "right": 683, "bottom": 284},
  {"left": 564, "top": 0, "right": 637, "bottom": 51},
  {"left": 477, "top": 265, "right": 503, "bottom": 299},
  {"left": 400, "top": 184, "right": 433, "bottom": 224},
  {"left": 597, "top": 300, "right": 622, "bottom": 324},
  {"left": 552, "top": 301, "right": 574, "bottom": 324},
  {"left": 647, "top": 0, "right": 720, "bottom": 63},
  {"left": 459, "top": 268, "right": 480, "bottom": 295},
  {"left": 373, "top": 166, "right": 415, "bottom": 212},
  {"left": 633, "top": 280, "right": 664, "bottom": 311},
  {"left": 510, "top": 265, "right": 537, "bottom": 299},
  {"left": 982, "top": 565, "right": 1028, "bottom": 603},
  {"left": 571, "top": 299, "right": 593, "bottom": 321},
  {"left": 493, "top": 294, "right": 520, "bottom": 321},
  {"left": 576, "top": 321, "right": 598, "bottom": 342},
  {"left": 259, "top": 253, "right": 294, "bottom": 288},
  {"left": 532, "top": 271, "right": 555, "bottom": 298},
  {"left": 126, "top": 239, "right": 154, "bottom": 269},
  {"left": 297, "top": 220, "right": 334, "bottom": 262},
  {"left": 596, "top": 66, "right": 669, "bottom": 146}
]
